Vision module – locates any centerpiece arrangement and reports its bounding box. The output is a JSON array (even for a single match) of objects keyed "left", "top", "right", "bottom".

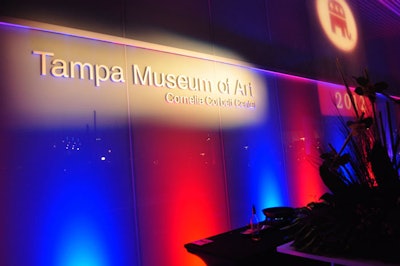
[{"left": 288, "top": 63, "right": 400, "bottom": 264}]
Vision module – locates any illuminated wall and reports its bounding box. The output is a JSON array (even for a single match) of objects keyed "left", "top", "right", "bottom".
[
  {"left": 1, "top": 0, "right": 400, "bottom": 266},
  {"left": 0, "top": 19, "right": 284, "bottom": 266}
]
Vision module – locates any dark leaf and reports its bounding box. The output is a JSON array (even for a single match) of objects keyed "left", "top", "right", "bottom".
[
  {"left": 368, "top": 94, "right": 376, "bottom": 103},
  {"left": 355, "top": 76, "right": 369, "bottom": 86},
  {"left": 319, "top": 192, "right": 335, "bottom": 204},
  {"left": 369, "top": 142, "right": 398, "bottom": 188},
  {"left": 346, "top": 117, "right": 374, "bottom": 134},
  {"left": 374, "top": 81, "right": 388, "bottom": 93},
  {"left": 320, "top": 152, "right": 333, "bottom": 160},
  {"left": 354, "top": 87, "right": 364, "bottom": 95},
  {"left": 319, "top": 163, "right": 348, "bottom": 195},
  {"left": 362, "top": 117, "right": 373, "bottom": 128},
  {"left": 336, "top": 153, "right": 351, "bottom": 165}
]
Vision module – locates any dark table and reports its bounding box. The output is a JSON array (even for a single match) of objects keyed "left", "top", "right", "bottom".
[{"left": 184, "top": 224, "right": 329, "bottom": 266}]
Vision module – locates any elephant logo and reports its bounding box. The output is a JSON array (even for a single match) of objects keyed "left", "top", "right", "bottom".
[
  {"left": 328, "top": 0, "right": 352, "bottom": 40},
  {"left": 316, "top": 0, "right": 357, "bottom": 52}
]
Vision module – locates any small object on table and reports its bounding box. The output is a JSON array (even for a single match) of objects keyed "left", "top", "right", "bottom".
[{"left": 262, "top": 206, "right": 295, "bottom": 228}]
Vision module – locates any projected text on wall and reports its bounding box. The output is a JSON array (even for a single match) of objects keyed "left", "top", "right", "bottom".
[{"left": 317, "top": 82, "right": 370, "bottom": 117}]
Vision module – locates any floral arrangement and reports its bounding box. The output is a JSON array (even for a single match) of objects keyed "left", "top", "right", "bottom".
[{"left": 289, "top": 63, "right": 400, "bottom": 264}]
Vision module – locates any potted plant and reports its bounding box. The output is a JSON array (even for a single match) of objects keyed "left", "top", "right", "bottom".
[{"left": 288, "top": 63, "right": 400, "bottom": 264}]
